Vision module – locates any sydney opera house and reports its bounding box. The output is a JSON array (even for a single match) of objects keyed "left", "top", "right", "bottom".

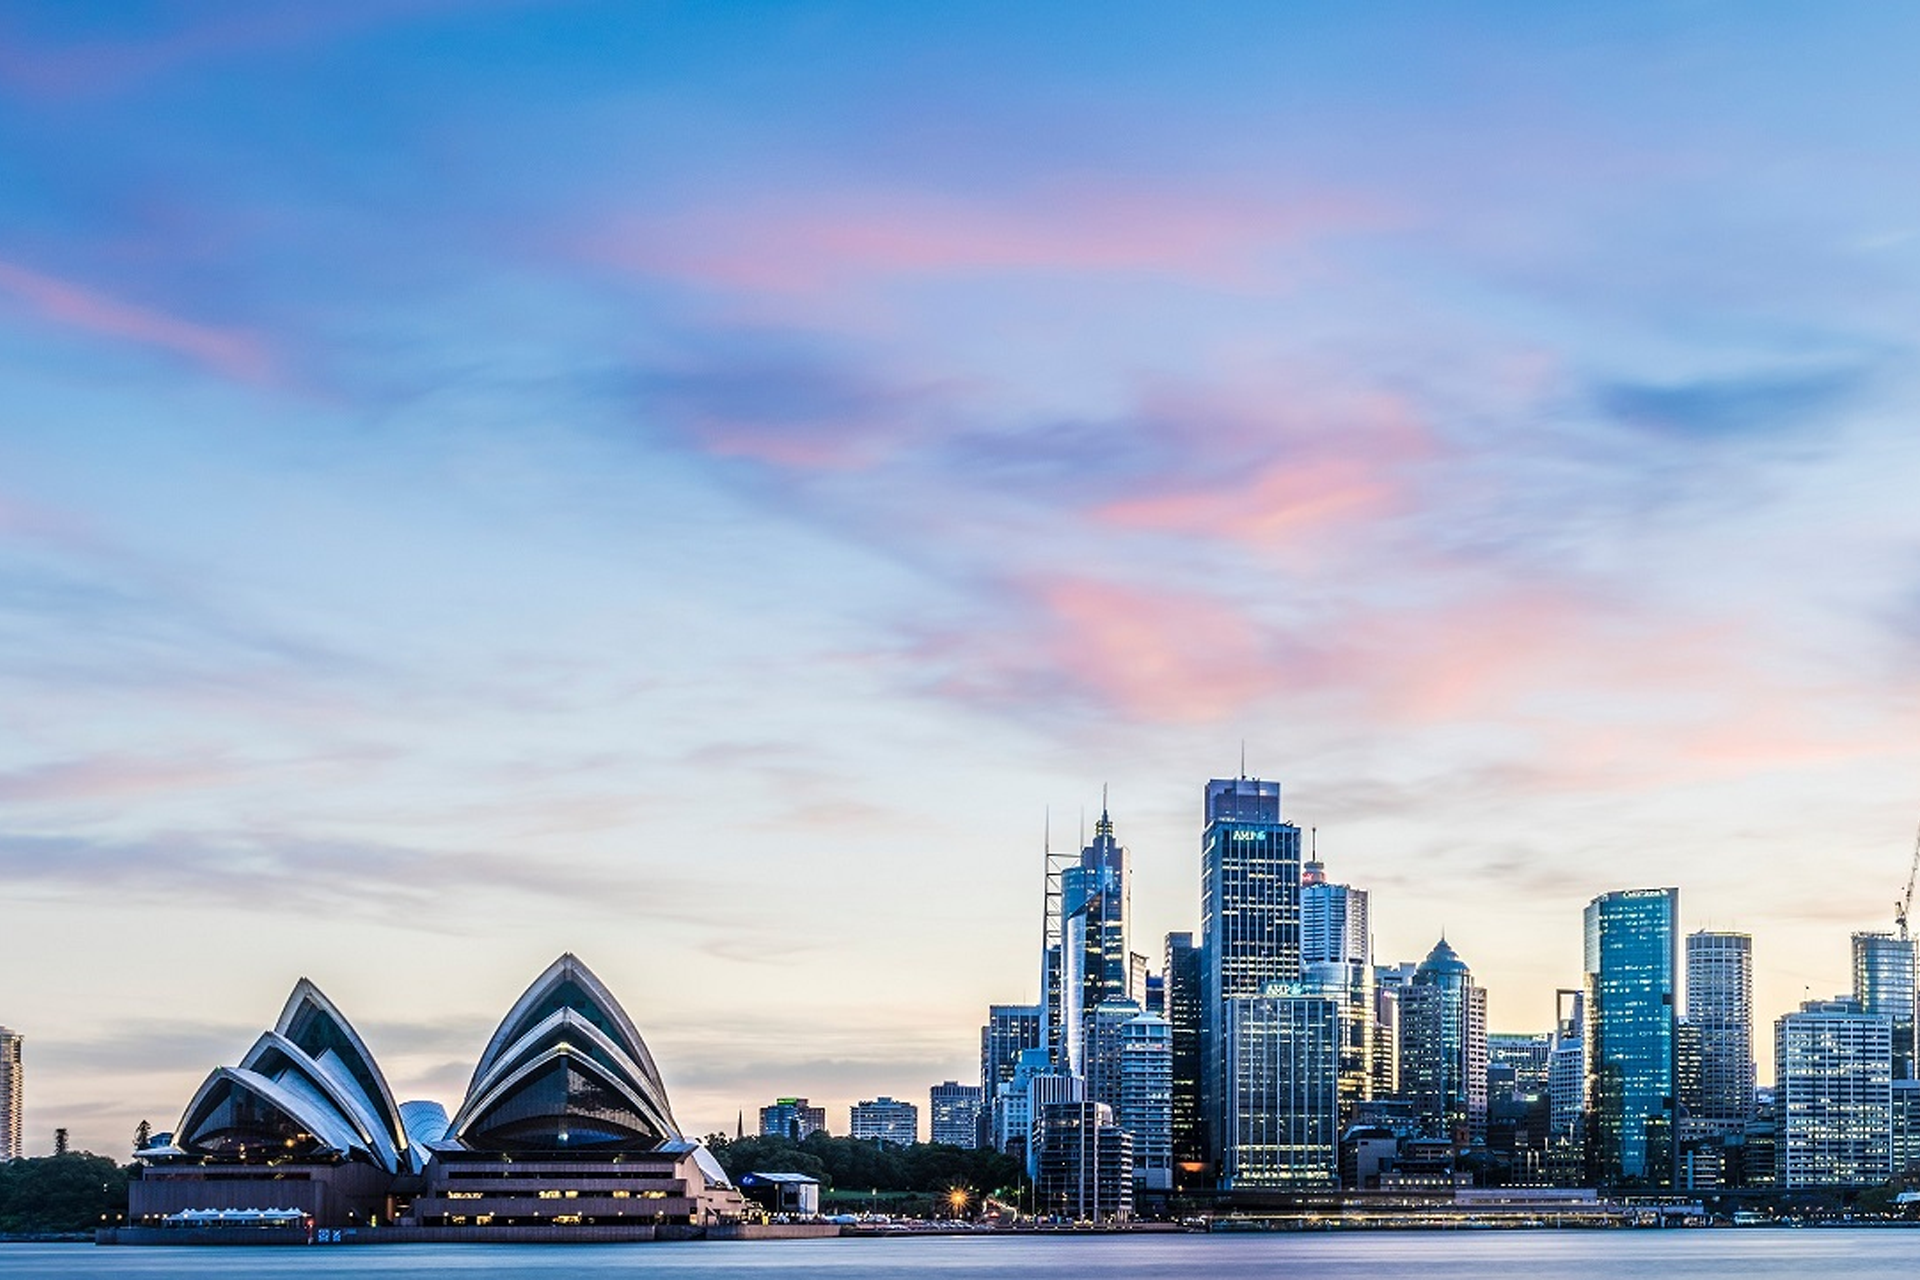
[{"left": 127, "top": 955, "right": 749, "bottom": 1238}]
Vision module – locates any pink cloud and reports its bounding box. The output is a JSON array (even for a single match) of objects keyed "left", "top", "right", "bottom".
[
  {"left": 0, "top": 754, "right": 242, "bottom": 806},
  {"left": 0, "top": 260, "right": 274, "bottom": 383},
  {"left": 914, "top": 574, "right": 1318, "bottom": 725},
  {"left": 1099, "top": 455, "right": 1398, "bottom": 545},
  {"left": 585, "top": 183, "right": 1391, "bottom": 295},
  {"left": 0, "top": 492, "right": 97, "bottom": 552},
  {"left": 692, "top": 426, "right": 883, "bottom": 471},
  {"left": 1092, "top": 386, "right": 1437, "bottom": 555}
]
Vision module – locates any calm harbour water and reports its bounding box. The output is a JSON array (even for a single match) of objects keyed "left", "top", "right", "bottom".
[{"left": 7, "top": 1231, "right": 1920, "bottom": 1279}]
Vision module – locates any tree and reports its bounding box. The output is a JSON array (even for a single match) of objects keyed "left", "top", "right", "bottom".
[
  {"left": 133, "top": 1120, "right": 152, "bottom": 1152},
  {"left": 0, "top": 1152, "right": 132, "bottom": 1234},
  {"left": 53, "top": 1129, "right": 68, "bottom": 1157}
]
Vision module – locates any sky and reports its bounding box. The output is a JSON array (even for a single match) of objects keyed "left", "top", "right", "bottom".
[{"left": 4, "top": 1, "right": 1920, "bottom": 1156}]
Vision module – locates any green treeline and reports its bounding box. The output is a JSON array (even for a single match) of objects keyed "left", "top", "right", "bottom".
[
  {"left": 705, "top": 1131, "right": 1022, "bottom": 1198},
  {"left": 0, "top": 1153, "right": 133, "bottom": 1235}
]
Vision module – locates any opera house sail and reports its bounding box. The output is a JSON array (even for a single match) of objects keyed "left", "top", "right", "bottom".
[
  {"left": 446, "top": 953, "right": 679, "bottom": 1152},
  {"left": 128, "top": 954, "right": 745, "bottom": 1239}
]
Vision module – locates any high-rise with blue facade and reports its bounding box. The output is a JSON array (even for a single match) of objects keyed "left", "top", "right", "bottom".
[
  {"left": 1200, "top": 776, "right": 1300, "bottom": 1183},
  {"left": 1061, "top": 807, "right": 1133, "bottom": 1076},
  {"left": 1584, "top": 887, "right": 1679, "bottom": 1189},
  {"left": 1398, "top": 938, "right": 1488, "bottom": 1141}
]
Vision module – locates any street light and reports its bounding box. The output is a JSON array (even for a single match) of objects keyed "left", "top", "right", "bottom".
[{"left": 949, "top": 1188, "right": 969, "bottom": 1220}]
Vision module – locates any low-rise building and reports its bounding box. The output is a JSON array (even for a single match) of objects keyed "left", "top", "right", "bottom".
[
  {"left": 928, "top": 1081, "right": 983, "bottom": 1148},
  {"left": 759, "top": 1098, "right": 828, "bottom": 1142},
  {"left": 849, "top": 1096, "right": 917, "bottom": 1146}
]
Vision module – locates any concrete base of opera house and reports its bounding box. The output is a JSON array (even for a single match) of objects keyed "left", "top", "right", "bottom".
[{"left": 99, "top": 1221, "right": 845, "bottom": 1246}]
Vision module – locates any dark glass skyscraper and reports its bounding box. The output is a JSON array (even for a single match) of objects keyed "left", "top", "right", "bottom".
[
  {"left": 1398, "top": 937, "right": 1488, "bottom": 1141},
  {"left": 1199, "top": 776, "right": 1300, "bottom": 1181},
  {"left": 1584, "top": 887, "right": 1679, "bottom": 1189},
  {"left": 1163, "top": 931, "right": 1204, "bottom": 1185},
  {"left": 1062, "top": 808, "right": 1132, "bottom": 1075},
  {"left": 981, "top": 1003, "right": 1043, "bottom": 1151}
]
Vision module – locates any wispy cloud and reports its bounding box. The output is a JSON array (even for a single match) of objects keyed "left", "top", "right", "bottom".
[
  {"left": 0, "top": 1, "right": 475, "bottom": 100},
  {"left": 0, "top": 259, "right": 274, "bottom": 382},
  {"left": 630, "top": 331, "right": 954, "bottom": 470},
  {"left": 1595, "top": 363, "right": 1875, "bottom": 440},
  {"left": 0, "top": 828, "right": 706, "bottom": 930},
  {"left": 0, "top": 753, "right": 248, "bottom": 806},
  {"left": 584, "top": 181, "right": 1389, "bottom": 296}
]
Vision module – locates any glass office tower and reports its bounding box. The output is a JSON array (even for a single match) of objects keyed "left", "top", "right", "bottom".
[
  {"left": 1302, "top": 858, "right": 1375, "bottom": 1124},
  {"left": 1163, "top": 931, "right": 1205, "bottom": 1184},
  {"left": 1062, "top": 808, "right": 1133, "bottom": 1075},
  {"left": 1584, "top": 887, "right": 1679, "bottom": 1189},
  {"left": 1852, "top": 932, "right": 1917, "bottom": 1080},
  {"left": 1199, "top": 776, "right": 1300, "bottom": 1182},
  {"left": 1398, "top": 937, "right": 1488, "bottom": 1141}
]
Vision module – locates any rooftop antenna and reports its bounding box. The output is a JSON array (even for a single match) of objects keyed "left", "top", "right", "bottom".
[
  {"left": 1240, "top": 740, "right": 1247, "bottom": 779},
  {"left": 1311, "top": 826, "right": 1318, "bottom": 858}
]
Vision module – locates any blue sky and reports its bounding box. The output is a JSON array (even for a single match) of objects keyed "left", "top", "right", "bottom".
[{"left": 4, "top": 1, "right": 1920, "bottom": 1153}]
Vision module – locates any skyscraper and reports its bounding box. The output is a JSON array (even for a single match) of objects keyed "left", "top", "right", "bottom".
[
  {"left": 1398, "top": 938, "right": 1488, "bottom": 1142},
  {"left": 1302, "top": 854, "right": 1375, "bottom": 1123},
  {"left": 1061, "top": 806, "right": 1133, "bottom": 1075},
  {"left": 1372, "top": 962, "right": 1416, "bottom": 1101},
  {"left": 1301, "top": 857, "right": 1369, "bottom": 973},
  {"left": 1199, "top": 775, "right": 1300, "bottom": 1178},
  {"left": 0, "top": 1027, "right": 19, "bottom": 1161},
  {"left": 1585, "top": 887, "right": 1680, "bottom": 1189},
  {"left": 1220, "top": 983, "right": 1340, "bottom": 1187},
  {"left": 929, "top": 1081, "right": 983, "bottom": 1148},
  {"left": 1775, "top": 997, "right": 1893, "bottom": 1189},
  {"left": 1548, "top": 988, "right": 1586, "bottom": 1141},
  {"left": 1031, "top": 1100, "right": 1134, "bottom": 1222},
  {"left": 1852, "top": 932, "right": 1917, "bottom": 1080},
  {"left": 1163, "top": 931, "right": 1205, "bottom": 1186},
  {"left": 1116, "top": 1011, "right": 1174, "bottom": 1193},
  {"left": 981, "top": 1003, "right": 1042, "bottom": 1151},
  {"left": 1685, "top": 931, "right": 1756, "bottom": 1133},
  {"left": 1085, "top": 998, "right": 1144, "bottom": 1112}
]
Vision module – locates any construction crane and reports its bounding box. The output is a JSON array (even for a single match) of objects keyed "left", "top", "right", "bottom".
[{"left": 1898, "top": 824, "right": 1920, "bottom": 942}]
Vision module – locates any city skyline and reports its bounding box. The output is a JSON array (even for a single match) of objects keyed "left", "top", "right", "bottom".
[
  {"left": 3, "top": 769, "right": 1902, "bottom": 1157},
  {"left": 5, "top": 2, "right": 1920, "bottom": 1159}
]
